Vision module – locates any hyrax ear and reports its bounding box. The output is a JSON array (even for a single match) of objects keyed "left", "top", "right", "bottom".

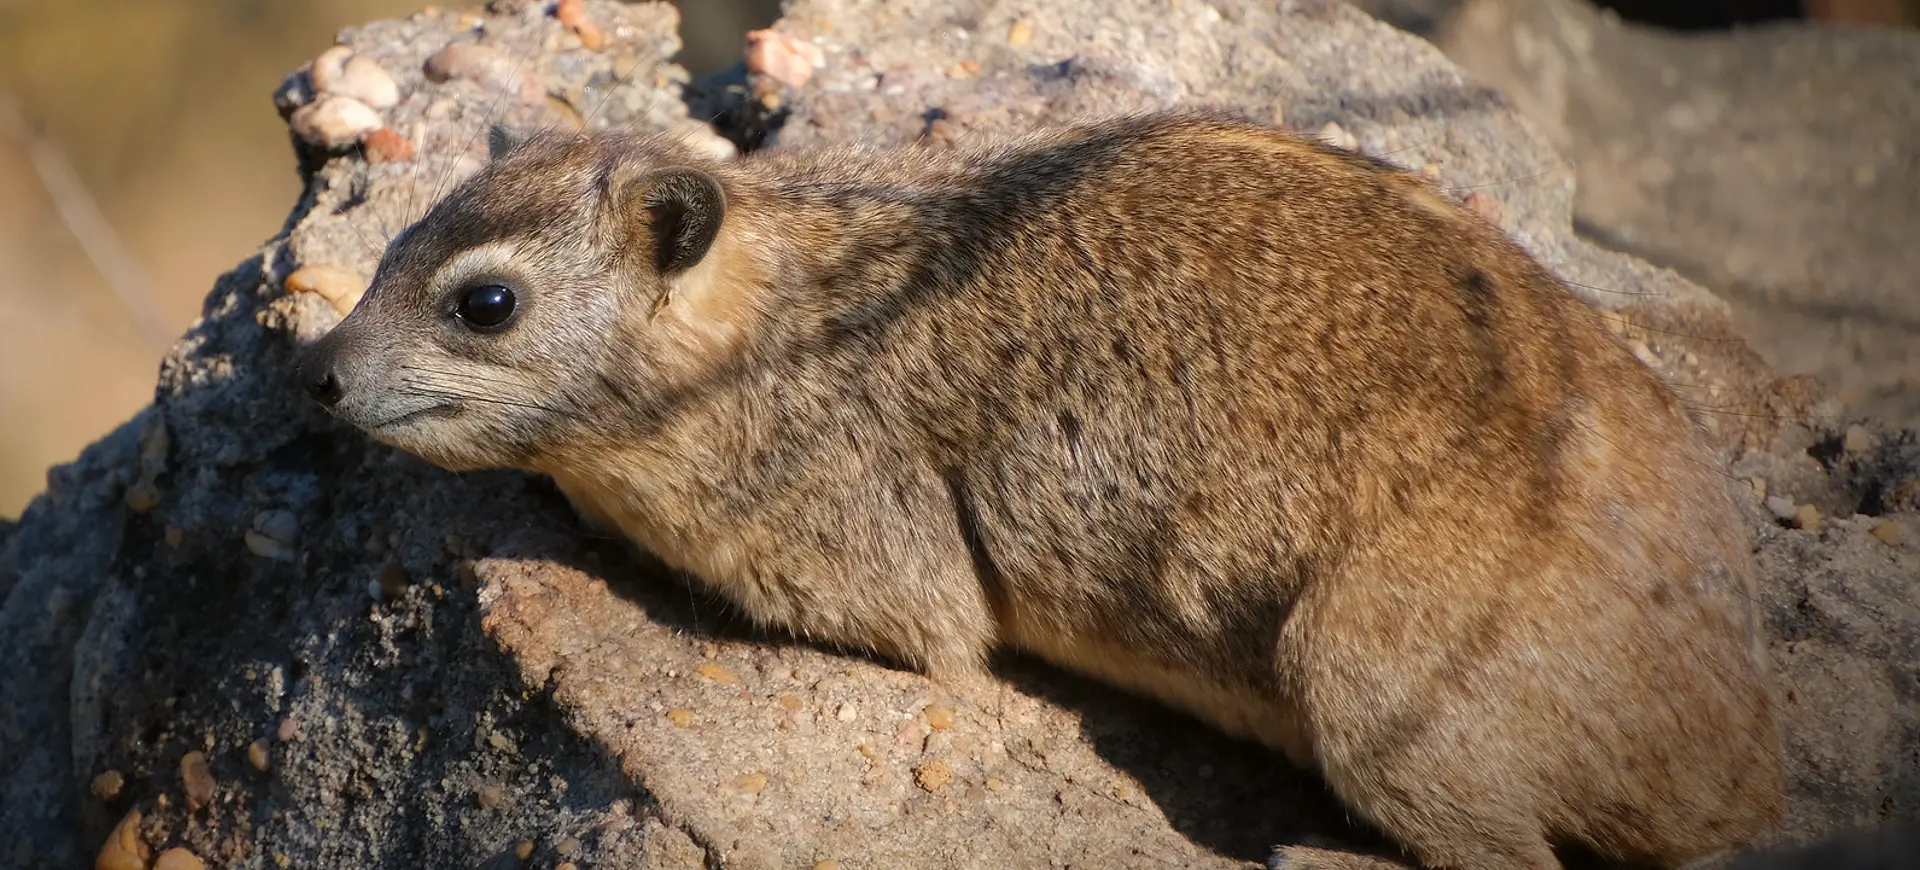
[
  {"left": 487, "top": 124, "right": 531, "bottom": 161},
  {"left": 613, "top": 166, "right": 726, "bottom": 276}
]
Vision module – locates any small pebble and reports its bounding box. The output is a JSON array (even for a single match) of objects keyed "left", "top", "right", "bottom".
[
  {"left": 290, "top": 94, "right": 382, "bottom": 151},
  {"left": 733, "top": 771, "right": 768, "bottom": 794},
  {"left": 696, "top": 663, "right": 740, "bottom": 684},
  {"left": 308, "top": 45, "right": 354, "bottom": 93},
  {"left": 314, "top": 48, "right": 401, "bottom": 109},
  {"left": 1006, "top": 20, "right": 1033, "bottom": 45},
  {"left": 914, "top": 759, "right": 954, "bottom": 792},
  {"left": 477, "top": 784, "right": 507, "bottom": 808},
  {"left": 248, "top": 739, "right": 271, "bottom": 772},
  {"left": 124, "top": 480, "right": 162, "bottom": 513},
  {"left": 1765, "top": 496, "right": 1798, "bottom": 522},
  {"left": 1464, "top": 192, "right": 1503, "bottom": 221},
  {"left": 745, "top": 29, "right": 824, "bottom": 87},
  {"left": 1843, "top": 424, "right": 1874, "bottom": 453},
  {"left": 154, "top": 847, "right": 207, "bottom": 870},
  {"left": 814, "top": 861, "right": 842, "bottom": 870},
  {"left": 555, "top": 837, "right": 581, "bottom": 858},
  {"left": 253, "top": 510, "right": 299, "bottom": 546},
  {"left": 1315, "top": 121, "right": 1356, "bottom": 151},
  {"left": 378, "top": 561, "right": 411, "bottom": 599},
  {"left": 1870, "top": 520, "right": 1903, "bottom": 547},
  {"left": 244, "top": 531, "right": 288, "bottom": 560},
  {"left": 91, "top": 770, "right": 124, "bottom": 801},
  {"left": 515, "top": 841, "right": 534, "bottom": 861},
  {"left": 667, "top": 708, "right": 693, "bottom": 728},
  {"left": 985, "top": 777, "right": 1007, "bottom": 791},
  {"left": 554, "top": 0, "right": 605, "bottom": 50},
  {"left": 948, "top": 60, "right": 981, "bottom": 79},
  {"left": 776, "top": 693, "right": 804, "bottom": 711},
  {"left": 181, "top": 750, "right": 216, "bottom": 810},
  {"left": 1747, "top": 477, "right": 1768, "bottom": 499},
  {"left": 669, "top": 120, "right": 737, "bottom": 162},
  {"left": 364, "top": 127, "right": 416, "bottom": 164},
  {"left": 284, "top": 265, "right": 367, "bottom": 316},
  {"left": 556, "top": 865, "right": 578, "bottom": 870},
  {"left": 277, "top": 717, "right": 302, "bottom": 742},
  {"left": 924, "top": 704, "right": 955, "bottom": 731},
  {"left": 95, "top": 809, "right": 148, "bottom": 870},
  {"left": 1794, "top": 504, "right": 1822, "bottom": 532},
  {"left": 835, "top": 703, "right": 858, "bottom": 723},
  {"left": 424, "top": 43, "right": 545, "bottom": 103},
  {"left": 165, "top": 527, "right": 183, "bottom": 548}
]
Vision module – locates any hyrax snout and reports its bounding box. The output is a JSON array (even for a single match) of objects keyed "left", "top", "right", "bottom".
[{"left": 299, "top": 112, "right": 1784, "bottom": 870}]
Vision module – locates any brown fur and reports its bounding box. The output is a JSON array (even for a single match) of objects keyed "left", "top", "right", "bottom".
[{"left": 297, "top": 112, "right": 1784, "bottom": 870}]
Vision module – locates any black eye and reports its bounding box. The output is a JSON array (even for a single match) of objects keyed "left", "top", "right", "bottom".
[{"left": 456, "top": 284, "right": 516, "bottom": 329}]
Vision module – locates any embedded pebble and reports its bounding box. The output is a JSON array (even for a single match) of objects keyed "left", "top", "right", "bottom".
[
  {"left": 308, "top": 46, "right": 354, "bottom": 92},
  {"left": 733, "top": 771, "right": 768, "bottom": 794},
  {"left": 155, "top": 847, "right": 208, "bottom": 870},
  {"left": 1315, "top": 121, "right": 1357, "bottom": 151},
  {"left": 124, "top": 479, "right": 162, "bottom": 512},
  {"left": 378, "top": 561, "right": 411, "bottom": 599},
  {"left": 277, "top": 717, "right": 302, "bottom": 742},
  {"left": 669, "top": 120, "right": 738, "bottom": 162},
  {"left": 248, "top": 739, "right": 271, "bottom": 772},
  {"left": 364, "top": 127, "right": 416, "bottom": 164},
  {"left": 696, "top": 663, "right": 739, "bottom": 684},
  {"left": 336, "top": 56, "right": 401, "bottom": 109},
  {"left": 181, "top": 750, "right": 216, "bottom": 810},
  {"left": 745, "top": 29, "right": 824, "bottom": 88},
  {"left": 776, "top": 693, "right": 804, "bottom": 711},
  {"left": 914, "top": 759, "right": 954, "bottom": 791},
  {"left": 835, "top": 702, "right": 858, "bottom": 723},
  {"left": 477, "top": 784, "right": 507, "bottom": 808},
  {"left": 515, "top": 841, "right": 535, "bottom": 860},
  {"left": 985, "top": 777, "right": 1007, "bottom": 791},
  {"left": 667, "top": 708, "right": 693, "bottom": 728},
  {"left": 1871, "top": 520, "right": 1903, "bottom": 546},
  {"left": 95, "top": 809, "right": 148, "bottom": 870},
  {"left": 555, "top": 0, "right": 605, "bottom": 50},
  {"left": 1795, "top": 504, "right": 1822, "bottom": 532},
  {"left": 284, "top": 265, "right": 367, "bottom": 316},
  {"left": 1765, "top": 496, "right": 1798, "bottom": 522},
  {"left": 289, "top": 95, "right": 382, "bottom": 151},
  {"left": 1006, "top": 20, "right": 1033, "bottom": 45},
  {"left": 1464, "top": 191, "right": 1503, "bottom": 222},
  {"left": 424, "top": 43, "right": 545, "bottom": 103},
  {"left": 924, "top": 704, "right": 955, "bottom": 731},
  {"left": 555, "top": 837, "right": 582, "bottom": 858},
  {"left": 814, "top": 862, "right": 842, "bottom": 870},
  {"left": 1844, "top": 423, "right": 1875, "bottom": 453},
  {"left": 91, "top": 770, "right": 124, "bottom": 801}
]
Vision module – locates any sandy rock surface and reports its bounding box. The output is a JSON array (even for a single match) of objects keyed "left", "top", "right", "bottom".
[
  {"left": 1421, "top": 0, "right": 1920, "bottom": 431},
  {"left": 1, "top": 0, "right": 1916, "bottom": 868}
]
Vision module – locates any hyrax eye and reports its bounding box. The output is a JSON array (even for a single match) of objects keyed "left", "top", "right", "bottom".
[{"left": 456, "top": 284, "right": 516, "bottom": 330}]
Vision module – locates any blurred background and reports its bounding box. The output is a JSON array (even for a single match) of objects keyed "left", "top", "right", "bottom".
[{"left": 0, "top": 0, "right": 1913, "bottom": 518}]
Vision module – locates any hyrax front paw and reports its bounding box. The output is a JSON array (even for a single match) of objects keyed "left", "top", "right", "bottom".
[{"left": 1267, "top": 839, "right": 1410, "bottom": 870}]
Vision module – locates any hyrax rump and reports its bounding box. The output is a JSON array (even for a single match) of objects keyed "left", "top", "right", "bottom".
[{"left": 298, "top": 112, "right": 1783, "bottom": 870}]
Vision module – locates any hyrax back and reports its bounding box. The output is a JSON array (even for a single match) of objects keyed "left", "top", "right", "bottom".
[{"left": 299, "top": 113, "right": 1783, "bottom": 870}]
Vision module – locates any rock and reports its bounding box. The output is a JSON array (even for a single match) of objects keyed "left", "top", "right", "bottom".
[
  {"left": 289, "top": 95, "right": 382, "bottom": 151},
  {"left": 283, "top": 265, "right": 367, "bottom": 316},
  {"left": 180, "top": 750, "right": 215, "bottom": 810},
  {"left": 1423, "top": 0, "right": 1920, "bottom": 431},
  {"left": 314, "top": 49, "right": 402, "bottom": 110},
  {"left": 423, "top": 42, "right": 545, "bottom": 105},
  {"left": 743, "top": 29, "right": 823, "bottom": 88},
  {"left": 154, "top": 846, "right": 208, "bottom": 870},
  {"left": 94, "top": 809, "right": 147, "bottom": 870},
  {"left": 0, "top": 0, "right": 1915, "bottom": 868}
]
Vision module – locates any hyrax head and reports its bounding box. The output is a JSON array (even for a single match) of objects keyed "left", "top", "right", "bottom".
[{"left": 297, "top": 126, "right": 732, "bottom": 472}]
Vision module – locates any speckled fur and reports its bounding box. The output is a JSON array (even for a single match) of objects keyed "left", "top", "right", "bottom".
[{"left": 299, "top": 112, "right": 1784, "bottom": 870}]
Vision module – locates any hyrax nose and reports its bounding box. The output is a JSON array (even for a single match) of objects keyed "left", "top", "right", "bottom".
[{"left": 301, "top": 358, "right": 344, "bottom": 407}]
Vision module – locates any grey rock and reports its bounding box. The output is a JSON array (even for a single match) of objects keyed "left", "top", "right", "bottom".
[
  {"left": 1426, "top": 0, "right": 1920, "bottom": 430},
  {"left": 0, "top": 0, "right": 1915, "bottom": 867}
]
